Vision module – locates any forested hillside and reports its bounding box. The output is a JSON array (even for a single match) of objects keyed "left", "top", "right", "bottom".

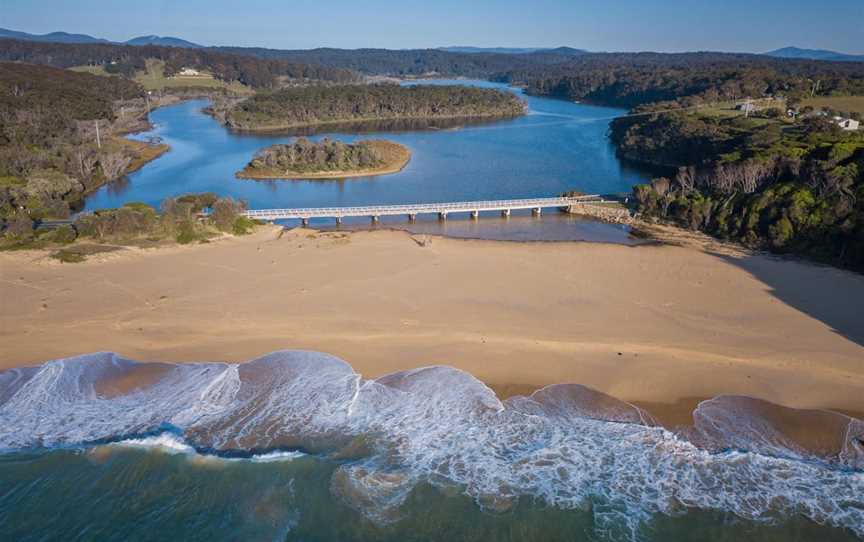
[
  {"left": 612, "top": 99, "right": 864, "bottom": 270},
  {"left": 0, "top": 62, "right": 150, "bottom": 229},
  {"left": 220, "top": 84, "right": 526, "bottom": 130},
  {"left": 0, "top": 39, "right": 360, "bottom": 88},
  {"left": 490, "top": 50, "right": 864, "bottom": 271},
  {"left": 502, "top": 52, "right": 864, "bottom": 108},
  {"left": 211, "top": 46, "right": 580, "bottom": 77}
]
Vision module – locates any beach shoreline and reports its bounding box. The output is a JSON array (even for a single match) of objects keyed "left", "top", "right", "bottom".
[{"left": 2, "top": 226, "right": 863, "bottom": 417}]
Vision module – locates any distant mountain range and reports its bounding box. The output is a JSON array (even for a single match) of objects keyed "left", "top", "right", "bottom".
[
  {"left": 0, "top": 27, "right": 202, "bottom": 48},
  {"left": 124, "top": 35, "right": 203, "bottom": 48},
  {"left": 764, "top": 47, "right": 864, "bottom": 62},
  {"left": 2, "top": 27, "right": 863, "bottom": 63}
]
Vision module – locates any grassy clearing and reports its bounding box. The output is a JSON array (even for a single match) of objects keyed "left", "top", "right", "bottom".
[
  {"left": 802, "top": 96, "right": 864, "bottom": 116},
  {"left": 69, "top": 59, "right": 252, "bottom": 94},
  {"left": 136, "top": 59, "right": 251, "bottom": 93},
  {"left": 69, "top": 65, "right": 109, "bottom": 76}
]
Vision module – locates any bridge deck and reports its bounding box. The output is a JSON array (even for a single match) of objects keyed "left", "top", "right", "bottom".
[{"left": 243, "top": 195, "right": 605, "bottom": 220}]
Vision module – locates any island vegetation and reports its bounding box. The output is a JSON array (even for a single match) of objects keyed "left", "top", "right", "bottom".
[
  {"left": 237, "top": 138, "right": 410, "bottom": 179},
  {"left": 216, "top": 84, "right": 527, "bottom": 131}
]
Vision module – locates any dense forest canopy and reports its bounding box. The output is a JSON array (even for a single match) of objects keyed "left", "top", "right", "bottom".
[
  {"left": 210, "top": 46, "right": 584, "bottom": 77},
  {"left": 0, "top": 39, "right": 360, "bottom": 87},
  {"left": 502, "top": 52, "right": 864, "bottom": 108},
  {"left": 245, "top": 137, "right": 384, "bottom": 173},
  {"left": 222, "top": 84, "right": 527, "bottom": 130},
  {"left": 611, "top": 93, "right": 864, "bottom": 270}
]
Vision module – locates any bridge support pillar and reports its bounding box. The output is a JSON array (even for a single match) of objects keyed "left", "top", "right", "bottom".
[
  {"left": 470, "top": 210, "right": 479, "bottom": 220},
  {"left": 371, "top": 215, "right": 380, "bottom": 224},
  {"left": 438, "top": 212, "right": 447, "bottom": 221},
  {"left": 501, "top": 209, "right": 511, "bottom": 218},
  {"left": 301, "top": 218, "right": 309, "bottom": 227},
  {"left": 532, "top": 207, "right": 542, "bottom": 216}
]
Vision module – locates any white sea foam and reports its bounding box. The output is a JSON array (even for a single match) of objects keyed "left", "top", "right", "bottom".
[
  {"left": 1, "top": 351, "right": 863, "bottom": 540},
  {"left": 249, "top": 450, "right": 307, "bottom": 463},
  {"left": 111, "top": 433, "right": 196, "bottom": 454}
]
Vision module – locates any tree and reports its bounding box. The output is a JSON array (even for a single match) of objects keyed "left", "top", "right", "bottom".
[
  {"left": 5, "top": 209, "right": 34, "bottom": 238},
  {"left": 211, "top": 197, "right": 245, "bottom": 232},
  {"left": 99, "top": 152, "right": 133, "bottom": 181}
]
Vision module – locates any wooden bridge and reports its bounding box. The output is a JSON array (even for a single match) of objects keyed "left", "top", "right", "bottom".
[{"left": 243, "top": 195, "right": 614, "bottom": 225}]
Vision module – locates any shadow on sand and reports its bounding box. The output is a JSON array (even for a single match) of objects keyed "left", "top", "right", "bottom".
[{"left": 711, "top": 251, "right": 864, "bottom": 348}]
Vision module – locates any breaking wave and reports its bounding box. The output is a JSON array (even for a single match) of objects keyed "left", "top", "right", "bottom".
[{"left": 1, "top": 351, "right": 862, "bottom": 540}]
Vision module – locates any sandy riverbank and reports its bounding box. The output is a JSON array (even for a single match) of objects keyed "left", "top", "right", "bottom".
[{"left": 1, "top": 226, "right": 863, "bottom": 418}]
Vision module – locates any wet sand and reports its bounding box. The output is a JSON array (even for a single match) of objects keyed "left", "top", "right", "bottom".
[{"left": 1, "top": 226, "right": 863, "bottom": 415}]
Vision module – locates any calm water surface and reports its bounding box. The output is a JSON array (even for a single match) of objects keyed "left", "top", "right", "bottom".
[{"left": 86, "top": 80, "right": 650, "bottom": 241}]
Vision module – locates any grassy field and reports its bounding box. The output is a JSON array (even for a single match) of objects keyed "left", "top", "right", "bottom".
[
  {"left": 69, "top": 65, "right": 109, "bottom": 76},
  {"left": 71, "top": 59, "right": 252, "bottom": 94},
  {"left": 802, "top": 96, "right": 864, "bottom": 116}
]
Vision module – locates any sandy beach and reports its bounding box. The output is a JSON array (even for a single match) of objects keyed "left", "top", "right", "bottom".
[{"left": 2, "top": 226, "right": 863, "bottom": 418}]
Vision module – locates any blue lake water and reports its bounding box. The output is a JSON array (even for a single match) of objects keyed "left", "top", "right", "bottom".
[{"left": 85, "top": 80, "right": 651, "bottom": 241}]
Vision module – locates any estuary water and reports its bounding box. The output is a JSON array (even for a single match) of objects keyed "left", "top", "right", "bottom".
[
  {"left": 1, "top": 351, "right": 862, "bottom": 541},
  {"left": 84, "top": 80, "right": 650, "bottom": 242}
]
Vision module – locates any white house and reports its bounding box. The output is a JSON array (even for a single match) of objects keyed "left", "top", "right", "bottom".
[
  {"left": 177, "top": 67, "right": 201, "bottom": 77},
  {"left": 833, "top": 117, "right": 860, "bottom": 131}
]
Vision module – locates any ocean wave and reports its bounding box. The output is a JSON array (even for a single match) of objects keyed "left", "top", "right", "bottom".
[{"left": 1, "top": 350, "right": 862, "bottom": 540}]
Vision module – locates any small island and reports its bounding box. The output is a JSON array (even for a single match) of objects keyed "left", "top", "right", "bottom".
[
  {"left": 218, "top": 84, "right": 527, "bottom": 132},
  {"left": 236, "top": 137, "right": 411, "bottom": 180}
]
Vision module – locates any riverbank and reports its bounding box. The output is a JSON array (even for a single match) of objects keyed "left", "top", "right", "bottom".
[
  {"left": 236, "top": 139, "right": 411, "bottom": 180},
  {"left": 2, "top": 226, "right": 862, "bottom": 419}
]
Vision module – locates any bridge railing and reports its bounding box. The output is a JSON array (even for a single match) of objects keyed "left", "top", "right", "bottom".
[{"left": 242, "top": 195, "right": 606, "bottom": 219}]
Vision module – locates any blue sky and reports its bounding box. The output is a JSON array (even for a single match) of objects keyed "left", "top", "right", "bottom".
[{"left": 2, "top": 0, "right": 862, "bottom": 53}]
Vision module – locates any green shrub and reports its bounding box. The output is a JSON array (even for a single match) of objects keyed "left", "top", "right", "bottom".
[
  {"left": 175, "top": 222, "right": 199, "bottom": 244},
  {"left": 232, "top": 216, "right": 257, "bottom": 235},
  {"left": 50, "top": 249, "right": 86, "bottom": 263},
  {"left": 49, "top": 225, "right": 77, "bottom": 244}
]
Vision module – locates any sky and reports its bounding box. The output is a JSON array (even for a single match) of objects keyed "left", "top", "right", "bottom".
[{"left": 2, "top": 0, "right": 863, "bottom": 53}]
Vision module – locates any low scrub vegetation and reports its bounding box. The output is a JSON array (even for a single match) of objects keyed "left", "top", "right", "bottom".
[{"left": 1, "top": 193, "right": 258, "bottom": 261}]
